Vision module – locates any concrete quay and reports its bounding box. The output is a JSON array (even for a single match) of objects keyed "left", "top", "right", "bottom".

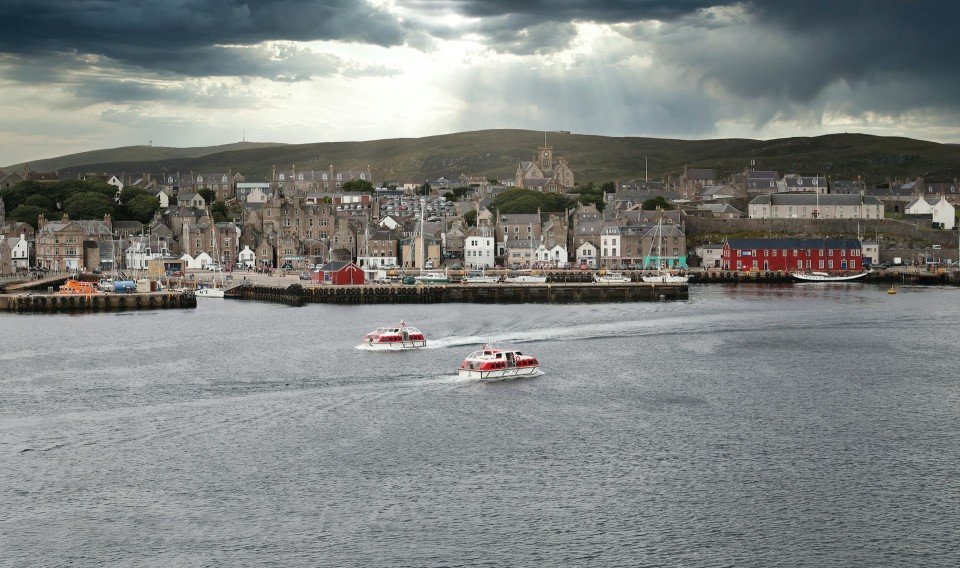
[
  {"left": 226, "top": 281, "right": 689, "bottom": 306},
  {"left": 0, "top": 290, "right": 197, "bottom": 314}
]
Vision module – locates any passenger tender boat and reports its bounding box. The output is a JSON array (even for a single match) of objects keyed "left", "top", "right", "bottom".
[
  {"left": 358, "top": 321, "right": 427, "bottom": 350},
  {"left": 458, "top": 346, "right": 540, "bottom": 380},
  {"left": 791, "top": 270, "right": 870, "bottom": 282}
]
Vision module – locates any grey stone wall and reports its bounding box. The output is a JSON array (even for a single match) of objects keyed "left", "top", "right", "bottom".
[{"left": 685, "top": 216, "right": 958, "bottom": 247}]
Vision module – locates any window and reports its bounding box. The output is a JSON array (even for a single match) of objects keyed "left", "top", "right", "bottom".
[
  {"left": 819, "top": 260, "right": 824, "bottom": 269},
  {"left": 828, "top": 260, "right": 834, "bottom": 269}
]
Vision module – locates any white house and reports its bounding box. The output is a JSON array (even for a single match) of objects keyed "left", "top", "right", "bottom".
[
  {"left": 125, "top": 241, "right": 155, "bottom": 270},
  {"left": 907, "top": 196, "right": 956, "bottom": 229},
  {"left": 8, "top": 233, "right": 30, "bottom": 269},
  {"left": 464, "top": 227, "right": 495, "bottom": 269},
  {"left": 576, "top": 241, "right": 598, "bottom": 269},
  {"left": 107, "top": 175, "right": 124, "bottom": 193},
  {"left": 600, "top": 226, "right": 621, "bottom": 268},
  {"left": 548, "top": 244, "right": 568, "bottom": 267},
  {"left": 238, "top": 245, "right": 256, "bottom": 268},
  {"left": 861, "top": 241, "right": 880, "bottom": 266},
  {"left": 180, "top": 252, "right": 213, "bottom": 269},
  {"left": 155, "top": 188, "right": 170, "bottom": 208},
  {"left": 695, "top": 242, "right": 724, "bottom": 268}
]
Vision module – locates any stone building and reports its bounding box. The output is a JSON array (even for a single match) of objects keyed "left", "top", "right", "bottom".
[
  {"left": 165, "top": 171, "right": 243, "bottom": 202},
  {"left": 515, "top": 144, "right": 575, "bottom": 192},
  {"left": 35, "top": 214, "right": 112, "bottom": 271},
  {"left": 272, "top": 165, "right": 374, "bottom": 197},
  {"left": 749, "top": 193, "right": 884, "bottom": 220}
]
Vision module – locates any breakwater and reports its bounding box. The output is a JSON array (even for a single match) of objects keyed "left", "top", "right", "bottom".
[
  {"left": 0, "top": 291, "right": 197, "bottom": 314},
  {"left": 226, "top": 282, "right": 688, "bottom": 305}
]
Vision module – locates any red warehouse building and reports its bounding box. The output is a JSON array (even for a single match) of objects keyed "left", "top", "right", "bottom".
[
  {"left": 315, "top": 261, "right": 365, "bottom": 285},
  {"left": 722, "top": 238, "right": 863, "bottom": 272}
]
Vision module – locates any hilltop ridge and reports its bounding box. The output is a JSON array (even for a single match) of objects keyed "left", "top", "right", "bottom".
[{"left": 7, "top": 129, "right": 960, "bottom": 184}]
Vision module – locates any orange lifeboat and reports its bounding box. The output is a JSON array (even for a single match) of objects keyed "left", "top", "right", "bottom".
[{"left": 58, "top": 279, "right": 102, "bottom": 295}]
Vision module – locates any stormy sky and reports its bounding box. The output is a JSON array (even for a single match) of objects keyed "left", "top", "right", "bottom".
[{"left": 1, "top": 0, "right": 958, "bottom": 164}]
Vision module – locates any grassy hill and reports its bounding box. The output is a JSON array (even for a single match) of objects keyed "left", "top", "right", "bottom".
[
  {"left": 4, "top": 141, "right": 286, "bottom": 174},
  {"left": 11, "top": 129, "right": 960, "bottom": 185}
]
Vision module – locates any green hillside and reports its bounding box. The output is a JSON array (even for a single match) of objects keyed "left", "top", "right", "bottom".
[
  {"left": 15, "top": 130, "right": 960, "bottom": 185},
  {"left": 4, "top": 141, "right": 286, "bottom": 174}
]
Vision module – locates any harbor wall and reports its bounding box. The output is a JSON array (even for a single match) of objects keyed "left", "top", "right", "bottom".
[
  {"left": 0, "top": 291, "right": 197, "bottom": 314},
  {"left": 226, "top": 282, "right": 688, "bottom": 305},
  {"left": 685, "top": 217, "right": 957, "bottom": 246}
]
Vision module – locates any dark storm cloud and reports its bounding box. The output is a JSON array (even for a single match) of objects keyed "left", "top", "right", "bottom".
[
  {"left": 425, "top": 0, "right": 960, "bottom": 124},
  {"left": 654, "top": 0, "right": 960, "bottom": 117},
  {"left": 0, "top": 0, "right": 405, "bottom": 77}
]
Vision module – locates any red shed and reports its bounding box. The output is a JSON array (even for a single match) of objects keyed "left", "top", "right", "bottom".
[
  {"left": 722, "top": 238, "right": 863, "bottom": 272},
  {"left": 315, "top": 261, "right": 365, "bottom": 285}
]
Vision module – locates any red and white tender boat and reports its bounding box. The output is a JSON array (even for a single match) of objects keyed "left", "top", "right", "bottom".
[
  {"left": 358, "top": 321, "right": 427, "bottom": 350},
  {"left": 457, "top": 346, "right": 541, "bottom": 380}
]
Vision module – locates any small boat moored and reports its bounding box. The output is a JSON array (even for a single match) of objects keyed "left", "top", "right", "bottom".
[
  {"left": 791, "top": 270, "right": 870, "bottom": 282},
  {"left": 458, "top": 345, "right": 541, "bottom": 380},
  {"left": 359, "top": 321, "right": 427, "bottom": 350},
  {"left": 595, "top": 271, "right": 631, "bottom": 283},
  {"left": 504, "top": 274, "right": 547, "bottom": 284}
]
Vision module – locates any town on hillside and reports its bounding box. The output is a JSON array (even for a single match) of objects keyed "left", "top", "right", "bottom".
[{"left": 2, "top": 142, "right": 959, "bottom": 280}]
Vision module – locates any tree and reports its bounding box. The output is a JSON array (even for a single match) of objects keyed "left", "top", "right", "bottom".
[
  {"left": 126, "top": 194, "right": 160, "bottom": 223},
  {"left": 24, "top": 194, "right": 54, "bottom": 210},
  {"left": 63, "top": 191, "right": 114, "bottom": 219},
  {"left": 342, "top": 178, "right": 374, "bottom": 192},
  {"left": 210, "top": 201, "right": 231, "bottom": 223},
  {"left": 197, "top": 188, "right": 217, "bottom": 205},
  {"left": 0, "top": 187, "right": 26, "bottom": 211},
  {"left": 642, "top": 196, "right": 673, "bottom": 210},
  {"left": 464, "top": 210, "right": 477, "bottom": 227},
  {"left": 119, "top": 186, "right": 149, "bottom": 204},
  {"left": 417, "top": 182, "right": 432, "bottom": 196},
  {"left": 600, "top": 181, "right": 617, "bottom": 193},
  {"left": 570, "top": 182, "right": 605, "bottom": 212},
  {"left": 490, "top": 188, "right": 575, "bottom": 214},
  {"left": 8, "top": 205, "right": 45, "bottom": 227}
]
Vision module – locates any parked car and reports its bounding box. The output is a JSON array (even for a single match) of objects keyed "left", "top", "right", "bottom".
[
  {"left": 402, "top": 276, "right": 416, "bottom": 285},
  {"left": 281, "top": 262, "right": 293, "bottom": 269},
  {"left": 299, "top": 272, "right": 312, "bottom": 280}
]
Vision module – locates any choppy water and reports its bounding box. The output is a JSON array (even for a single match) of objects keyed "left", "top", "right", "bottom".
[{"left": 1, "top": 284, "right": 958, "bottom": 567}]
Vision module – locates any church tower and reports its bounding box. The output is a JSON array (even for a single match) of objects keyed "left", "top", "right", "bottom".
[{"left": 537, "top": 145, "right": 554, "bottom": 174}]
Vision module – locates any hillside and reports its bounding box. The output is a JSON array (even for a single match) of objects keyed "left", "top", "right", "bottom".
[
  {"left": 12, "top": 130, "right": 960, "bottom": 185},
  {"left": 4, "top": 141, "right": 286, "bottom": 174}
]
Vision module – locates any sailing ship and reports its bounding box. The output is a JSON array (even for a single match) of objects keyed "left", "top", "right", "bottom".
[
  {"left": 642, "top": 217, "right": 688, "bottom": 284},
  {"left": 196, "top": 225, "right": 226, "bottom": 298}
]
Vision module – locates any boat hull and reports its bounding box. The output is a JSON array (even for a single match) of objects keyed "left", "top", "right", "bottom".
[
  {"left": 195, "top": 288, "right": 225, "bottom": 298},
  {"left": 642, "top": 275, "right": 689, "bottom": 284},
  {"left": 357, "top": 340, "right": 427, "bottom": 350},
  {"left": 458, "top": 365, "right": 540, "bottom": 381},
  {"left": 791, "top": 271, "right": 869, "bottom": 282}
]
